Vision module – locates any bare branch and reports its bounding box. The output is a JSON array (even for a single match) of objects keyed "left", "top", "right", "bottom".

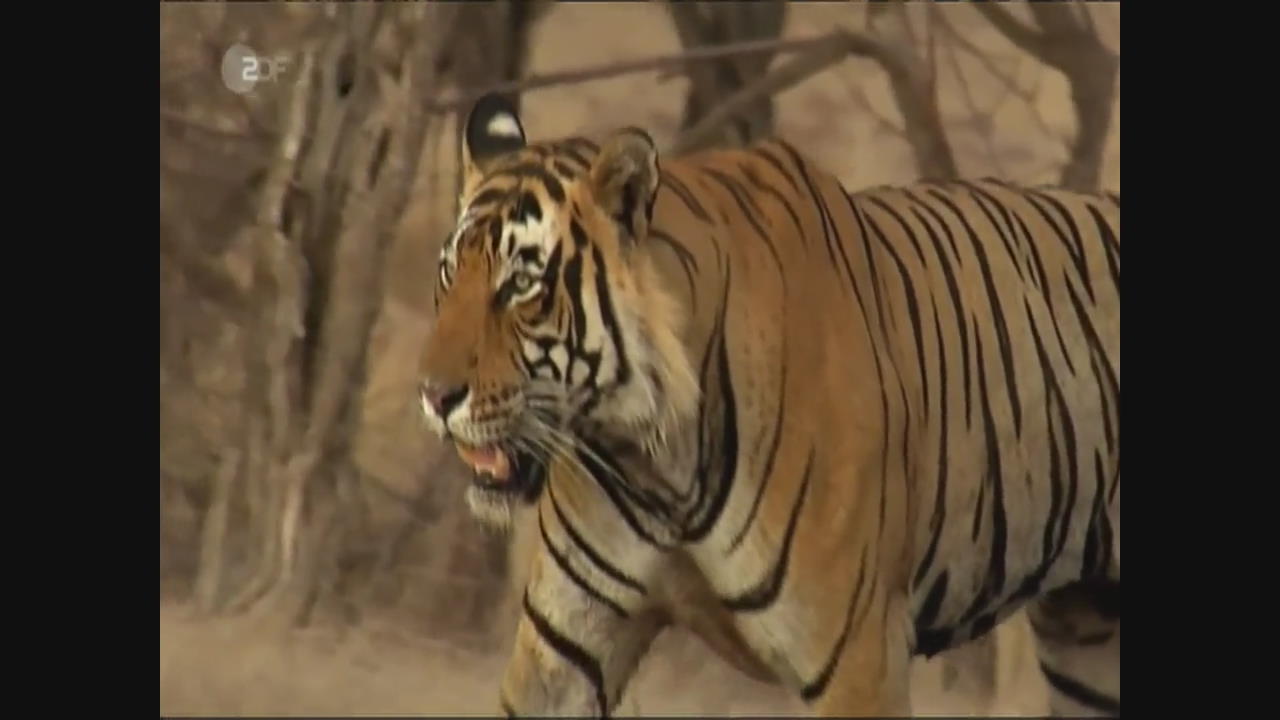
[
  {"left": 937, "top": 13, "right": 1035, "bottom": 105},
  {"left": 424, "top": 33, "right": 838, "bottom": 114},
  {"left": 971, "top": 1, "right": 1117, "bottom": 190},
  {"left": 1078, "top": 2, "right": 1101, "bottom": 41},
  {"left": 940, "top": 26, "right": 1008, "bottom": 177},
  {"left": 843, "top": 80, "right": 906, "bottom": 139},
  {"left": 160, "top": 107, "right": 266, "bottom": 141},
  {"left": 671, "top": 27, "right": 956, "bottom": 177},
  {"left": 669, "top": 34, "right": 855, "bottom": 155},
  {"left": 1027, "top": 3, "right": 1084, "bottom": 39},
  {"left": 257, "top": 49, "right": 316, "bottom": 230},
  {"left": 193, "top": 449, "right": 241, "bottom": 613},
  {"left": 971, "top": 3, "right": 1047, "bottom": 59}
]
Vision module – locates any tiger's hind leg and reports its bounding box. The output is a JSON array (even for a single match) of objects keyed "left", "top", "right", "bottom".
[{"left": 1027, "top": 579, "right": 1121, "bottom": 717}]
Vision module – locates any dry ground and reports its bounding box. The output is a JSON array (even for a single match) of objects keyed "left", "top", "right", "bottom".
[
  {"left": 161, "top": 3, "right": 1116, "bottom": 716},
  {"left": 160, "top": 601, "right": 1049, "bottom": 716}
]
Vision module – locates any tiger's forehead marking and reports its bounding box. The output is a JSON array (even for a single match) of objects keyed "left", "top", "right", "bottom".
[
  {"left": 442, "top": 184, "right": 571, "bottom": 289},
  {"left": 439, "top": 140, "right": 599, "bottom": 289}
]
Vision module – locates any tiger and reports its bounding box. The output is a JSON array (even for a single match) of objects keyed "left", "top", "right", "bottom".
[{"left": 417, "top": 92, "right": 1120, "bottom": 717}]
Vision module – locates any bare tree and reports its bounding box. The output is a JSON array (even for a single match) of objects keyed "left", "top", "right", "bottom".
[
  {"left": 973, "top": 2, "right": 1118, "bottom": 190},
  {"left": 172, "top": 3, "right": 462, "bottom": 624},
  {"left": 669, "top": 10, "right": 958, "bottom": 181},
  {"left": 665, "top": 1, "right": 788, "bottom": 152}
]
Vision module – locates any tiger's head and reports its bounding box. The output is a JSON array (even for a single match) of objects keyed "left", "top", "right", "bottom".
[{"left": 418, "top": 93, "right": 699, "bottom": 529}]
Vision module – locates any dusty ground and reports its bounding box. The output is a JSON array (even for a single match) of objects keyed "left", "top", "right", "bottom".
[
  {"left": 161, "top": 3, "right": 1115, "bottom": 716},
  {"left": 160, "top": 600, "right": 1048, "bottom": 716}
]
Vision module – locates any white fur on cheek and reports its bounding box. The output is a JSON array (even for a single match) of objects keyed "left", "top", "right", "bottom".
[
  {"left": 420, "top": 392, "right": 446, "bottom": 436},
  {"left": 465, "top": 485, "right": 515, "bottom": 533}
]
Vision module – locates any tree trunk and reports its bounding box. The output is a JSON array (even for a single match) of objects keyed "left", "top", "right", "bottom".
[
  {"left": 973, "top": 2, "right": 1118, "bottom": 190},
  {"left": 666, "top": 1, "right": 787, "bottom": 152},
  {"left": 175, "top": 3, "right": 461, "bottom": 625}
]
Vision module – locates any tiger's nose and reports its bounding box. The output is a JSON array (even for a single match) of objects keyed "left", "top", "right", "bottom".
[{"left": 422, "top": 381, "right": 469, "bottom": 417}]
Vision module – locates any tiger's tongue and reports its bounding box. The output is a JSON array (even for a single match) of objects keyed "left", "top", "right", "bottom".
[{"left": 456, "top": 443, "right": 511, "bottom": 481}]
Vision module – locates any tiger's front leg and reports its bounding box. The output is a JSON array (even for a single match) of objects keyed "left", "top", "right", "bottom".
[
  {"left": 498, "top": 525, "right": 667, "bottom": 717},
  {"left": 807, "top": 586, "right": 914, "bottom": 718}
]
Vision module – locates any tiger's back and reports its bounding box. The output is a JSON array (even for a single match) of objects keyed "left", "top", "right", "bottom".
[{"left": 643, "top": 143, "right": 1119, "bottom": 713}]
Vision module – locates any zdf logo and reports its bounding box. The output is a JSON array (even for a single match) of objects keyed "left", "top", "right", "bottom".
[{"left": 221, "top": 43, "right": 292, "bottom": 95}]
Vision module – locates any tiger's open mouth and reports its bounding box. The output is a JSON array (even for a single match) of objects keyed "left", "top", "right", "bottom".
[{"left": 453, "top": 441, "right": 545, "bottom": 502}]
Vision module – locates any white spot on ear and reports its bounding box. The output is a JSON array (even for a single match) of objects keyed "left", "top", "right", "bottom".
[{"left": 487, "top": 113, "right": 523, "bottom": 139}]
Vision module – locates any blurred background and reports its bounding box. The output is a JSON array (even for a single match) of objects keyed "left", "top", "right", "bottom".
[{"left": 158, "top": 1, "right": 1119, "bottom": 715}]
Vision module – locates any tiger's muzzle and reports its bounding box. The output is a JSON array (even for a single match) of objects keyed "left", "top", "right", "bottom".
[{"left": 419, "top": 380, "right": 548, "bottom": 506}]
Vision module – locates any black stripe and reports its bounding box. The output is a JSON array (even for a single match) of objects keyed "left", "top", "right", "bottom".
[
  {"left": 1039, "top": 662, "right": 1121, "bottom": 715},
  {"left": 659, "top": 172, "right": 713, "bottom": 222},
  {"left": 959, "top": 323, "right": 1009, "bottom": 623},
  {"left": 702, "top": 168, "right": 786, "bottom": 283},
  {"left": 904, "top": 188, "right": 963, "bottom": 265},
  {"left": 489, "top": 217, "right": 505, "bottom": 255},
  {"left": 1030, "top": 190, "right": 1096, "bottom": 303},
  {"left": 1013, "top": 208, "right": 1075, "bottom": 376},
  {"left": 801, "top": 547, "right": 874, "bottom": 702},
  {"left": 497, "top": 162, "right": 565, "bottom": 204},
  {"left": 906, "top": 200, "right": 972, "bottom": 427},
  {"left": 1066, "top": 274, "right": 1120, "bottom": 440},
  {"left": 684, "top": 299, "right": 722, "bottom": 508},
  {"left": 538, "top": 512, "right": 629, "bottom": 617},
  {"left": 1092, "top": 351, "right": 1115, "bottom": 456},
  {"left": 547, "top": 484, "right": 648, "bottom": 594},
  {"left": 570, "top": 219, "right": 588, "bottom": 249},
  {"left": 1011, "top": 206, "right": 1049, "bottom": 291},
  {"left": 1022, "top": 191, "right": 1094, "bottom": 303},
  {"left": 1081, "top": 451, "right": 1107, "bottom": 579},
  {"left": 1064, "top": 268, "right": 1118, "bottom": 437},
  {"left": 774, "top": 140, "right": 847, "bottom": 296},
  {"left": 582, "top": 435, "right": 673, "bottom": 517},
  {"left": 648, "top": 229, "right": 699, "bottom": 314},
  {"left": 912, "top": 297, "right": 950, "bottom": 591},
  {"left": 865, "top": 201, "right": 930, "bottom": 421},
  {"left": 576, "top": 440, "right": 672, "bottom": 548},
  {"left": 592, "top": 246, "right": 631, "bottom": 386},
  {"left": 848, "top": 196, "right": 889, "bottom": 334},
  {"left": 563, "top": 251, "right": 586, "bottom": 350},
  {"left": 522, "top": 592, "right": 607, "bottom": 716},
  {"left": 685, "top": 268, "right": 738, "bottom": 542},
  {"left": 723, "top": 448, "right": 814, "bottom": 611},
  {"left": 552, "top": 159, "right": 579, "bottom": 179},
  {"left": 1016, "top": 298, "right": 1065, "bottom": 600},
  {"left": 750, "top": 141, "right": 802, "bottom": 194},
  {"left": 1088, "top": 204, "right": 1121, "bottom": 296},
  {"left": 867, "top": 195, "right": 927, "bottom": 264},
  {"left": 928, "top": 189, "right": 1023, "bottom": 438},
  {"left": 972, "top": 456, "right": 986, "bottom": 541},
  {"left": 470, "top": 187, "right": 509, "bottom": 209},
  {"left": 1099, "top": 467, "right": 1115, "bottom": 577},
  {"left": 1050, "top": 375, "right": 1080, "bottom": 572},
  {"left": 537, "top": 243, "right": 562, "bottom": 322},
  {"left": 838, "top": 193, "right": 892, "bottom": 545},
  {"left": 914, "top": 570, "right": 949, "bottom": 631},
  {"left": 727, "top": 354, "right": 787, "bottom": 553},
  {"left": 742, "top": 162, "right": 806, "bottom": 248},
  {"left": 555, "top": 146, "right": 592, "bottom": 171},
  {"left": 962, "top": 182, "right": 1028, "bottom": 283}
]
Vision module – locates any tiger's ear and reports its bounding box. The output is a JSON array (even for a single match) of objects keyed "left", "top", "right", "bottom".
[
  {"left": 461, "top": 93, "right": 526, "bottom": 197},
  {"left": 589, "top": 127, "right": 660, "bottom": 245}
]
